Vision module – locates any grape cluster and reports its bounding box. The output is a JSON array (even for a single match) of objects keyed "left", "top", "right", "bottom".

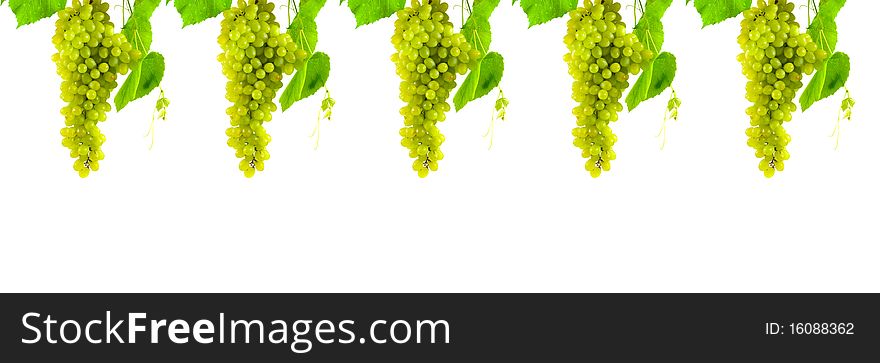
[
  {"left": 391, "top": 0, "right": 479, "bottom": 178},
  {"left": 52, "top": 0, "right": 140, "bottom": 178},
  {"left": 738, "top": 0, "right": 826, "bottom": 178},
  {"left": 218, "top": 0, "right": 306, "bottom": 178},
  {"left": 564, "top": 0, "right": 652, "bottom": 178}
]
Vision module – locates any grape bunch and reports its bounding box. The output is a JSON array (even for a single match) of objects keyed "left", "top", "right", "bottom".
[
  {"left": 218, "top": 0, "right": 306, "bottom": 178},
  {"left": 738, "top": 0, "right": 826, "bottom": 178},
  {"left": 391, "top": 0, "right": 479, "bottom": 178},
  {"left": 564, "top": 0, "right": 652, "bottom": 178},
  {"left": 52, "top": 0, "right": 141, "bottom": 178}
]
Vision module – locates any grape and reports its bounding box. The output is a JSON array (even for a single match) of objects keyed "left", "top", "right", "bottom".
[
  {"left": 738, "top": 0, "right": 826, "bottom": 178},
  {"left": 218, "top": 0, "right": 306, "bottom": 177},
  {"left": 564, "top": 0, "right": 652, "bottom": 178},
  {"left": 391, "top": 0, "right": 480, "bottom": 178},
  {"left": 52, "top": 0, "right": 141, "bottom": 178}
]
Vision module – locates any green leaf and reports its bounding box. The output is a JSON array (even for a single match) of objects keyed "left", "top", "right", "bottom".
[
  {"left": 818, "top": 0, "right": 846, "bottom": 19},
  {"left": 454, "top": 52, "right": 504, "bottom": 111},
  {"left": 288, "top": 0, "right": 327, "bottom": 55},
  {"left": 626, "top": 52, "right": 676, "bottom": 111},
  {"left": 808, "top": 0, "right": 846, "bottom": 53},
  {"left": 114, "top": 52, "right": 166, "bottom": 111},
  {"left": 280, "top": 52, "right": 331, "bottom": 111},
  {"left": 462, "top": 0, "right": 501, "bottom": 53},
  {"left": 461, "top": 0, "right": 500, "bottom": 53},
  {"left": 173, "top": 0, "right": 231, "bottom": 27},
  {"left": 690, "top": 0, "right": 751, "bottom": 27},
  {"left": 133, "top": 0, "right": 162, "bottom": 18},
  {"left": 463, "top": 15, "right": 492, "bottom": 54},
  {"left": 471, "top": 0, "right": 501, "bottom": 19},
  {"left": 8, "top": 0, "right": 66, "bottom": 27},
  {"left": 807, "top": 14, "right": 837, "bottom": 53},
  {"left": 634, "top": 0, "right": 673, "bottom": 53},
  {"left": 642, "top": 0, "right": 673, "bottom": 20},
  {"left": 122, "top": 0, "right": 162, "bottom": 53},
  {"left": 799, "top": 52, "right": 850, "bottom": 111},
  {"left": 517, "top": 0, "right": 578, "bottom": 27},
  {"left": 633, "top": 13, "right": 663, "bottom": 54},
  {"left": 298, "top": 0, "right": 327, "bottom": 19},
  {"left": 288, "top": 16, "right": 318, "bottom": 55},
  {"left": 345, "top": 0, "right": 405, "bottom": 27}
]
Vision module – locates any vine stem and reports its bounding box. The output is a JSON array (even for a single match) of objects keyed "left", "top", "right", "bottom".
[
  {"left": 633, "top": 0, "right": 638, "bottom": 25},
  {"left": 658, "top": 88, "right": 678, "bottom": 150},
  {"left": 310, "top": 108, "right": 322, "bottom": 150},
  {"left": 460, "top": 0, "right": 466, "bottom": 27},
  {"left": 807, "top": 0, "right": 816, "bottom": 25},
  {"left": 291, "top": 0, "right": 298, "bottom": 26}
]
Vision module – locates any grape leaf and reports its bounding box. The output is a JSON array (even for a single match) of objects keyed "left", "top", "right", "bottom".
[
  {"left": 633, "top": 14, "right": 664, "bottom": 54},
  {"left": 642, "top": 0, "right": 673, "bottom": 20},
  {"left": 281, "top": 52, "right": 331, "bottom": 111},
  {"left": 634, "top": 0, "right": 672, "bottom": 54},
  {"left": 289, "top": 16, "right": 319, "bottom": 54},
  {"left": 516, "top": 0, "right": 578, "bottom": 27},
  {"left": 454, "top": 52, "right": 504, "bottom": 111},
  {"left": 808, "top": 0, "right": 846, "bottom": 53},
  {"left": 463, "top": 0, "right": 500, "bottom": 55},
  {"left": 807, "top": 14, "right": 837, "bottom": 53},
  {"left": 818, "top": 0, "right": 846, "bottom": 19},
  {"left": 799, "top": 52, "right": 850, "bottom": 111},
  {"left": 114, "top": 52, "right": 166, "bottom": 111},
  {"left": 690, "top": 0, "right": 751, "bottom": 27},
  {"left": 463, "top": 15, "right": 492, "bottom": 53},
  {"left": 344, "top": 0, "right": 405, "bottom": 27},
  {"left": 122, "top": 0, "right": 162, "bottom": 53},
  {"left": 471, "top": 0, "right": 501, "bottom": 19},
  {"left": 626, "top": 52, "right": 676, "bottom": 111},
  {"left": 173, "top": 0, "right": 231, "bottom": 27},
  {"left": 288, "top": 0, "right": 327, "bottom": 55},
  {"left": 7, "top": 0, "right": 66, "bottom": 28},
  {"left": 299, "top": 0, "right": 327, "bottom": 19}
]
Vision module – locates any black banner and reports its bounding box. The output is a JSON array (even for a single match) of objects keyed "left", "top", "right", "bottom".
[{"left": 2, "top": 294, "right": 877, "bottom": 361}]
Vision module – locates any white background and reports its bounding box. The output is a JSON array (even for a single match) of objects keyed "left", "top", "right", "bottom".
[{"left": 0, "top": 1, "right": 876, "bottom": 292}]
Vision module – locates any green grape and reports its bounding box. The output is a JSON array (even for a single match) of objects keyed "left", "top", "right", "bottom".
[
  {"left": 738, "top": 0, "right": 826, "bottom": 178},
  {"left": 391, "top": 0, "right": 480, "bottom": 178},
  {"left": 218, "top": 0, "right": 305, "bottom": 178},
  {"left": 52, "top": 0, "right": 141, "bottom": 178},
  {"left": 564, "top": 0, "right": 652, "bottom": 178}
]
